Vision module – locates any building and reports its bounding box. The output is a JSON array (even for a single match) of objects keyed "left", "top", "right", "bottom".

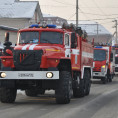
[
  {"left": 68, "top": 21, "right": 112, "bottom": 45},
  {"left": 0, "top": 25, "right": 18, "bottom": 46},
  {"left": 43, "top": 14, "right": 67, "bottom": 27},
  {"left": 0, "top": 0, "right": 43, "bottom": 45}
]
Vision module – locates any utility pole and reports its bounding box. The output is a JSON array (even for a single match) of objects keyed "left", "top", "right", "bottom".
[
  {"left": 76, "top": 0, "right": 78, "bottom": 27},
  {"left": 112, "top": 20, "right": 118, "bottom": 44},
  {"left": 97, "top": 23, "right": 99, "bottom": 41},
  {"left": 94, "top": 22, "right": 101, "bottom": 42},
  {"left": 116, "top": 20, "right": 117, "bottom": 44}
]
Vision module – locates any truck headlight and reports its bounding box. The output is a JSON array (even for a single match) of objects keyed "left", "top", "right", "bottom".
[
  {"left": 46, "top": 72, "right": 53, "bottom": 78},
  {"left": 102, "top": 65, "right": 105, "bottom": 68},
  {"left": 101, "top": 65, "right": 106, "bottom": 72},
  {"left": 1, "top": 72, "right": 6, "bottom": 78}
]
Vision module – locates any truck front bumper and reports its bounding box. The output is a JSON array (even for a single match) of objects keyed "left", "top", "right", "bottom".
[
  {"left": 0, "top": 71, "right": 59, "bottom": 80},
  {"left": 93, "top": 72, "right": 106, "bottom": 79}
]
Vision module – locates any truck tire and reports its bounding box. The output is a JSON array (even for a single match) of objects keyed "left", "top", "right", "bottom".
[
  {"left": 73, "top": 79, "right": 85, "bottom": 98},
  {"left": 102, "top": 75, "right": 107, "bottom": 84},
  {"left": 55, "top": 71, "right": 72, "bottom": 104},
  {"left": 25, "top": 89, "right": 38, "bottom": 97},
  {"left": 84, "top": 70, "right": 91, "bottom": 96},
  {"left": 0, "top": 88, "right": 17, "bottom": 103},
  {"left": 73, "top": 70, "right": 90, "bottom": 97},
  {"left": 73, "top": 73, "right": 84, "bottom": 98},
  {"left": 108, "top": 74, "right": 112, "bottom": 82}
]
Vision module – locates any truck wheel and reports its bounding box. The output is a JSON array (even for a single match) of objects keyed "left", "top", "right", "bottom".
[
  {"left": 73, "top": 78, "right": 85, "bottom": 98},
  {"left": 108, "top": 74, "right": 112, "bottom": 82},
  {"left": 73, "top": 70, "right": 90, "bottom": 97},
  {"left": 55, "top": 71, "right": 72, "bottom": 104},
  {"left": 73, "top": 74, "right": 80, "bottom": 97},
  {"left": 73, "top": 73, "right": 84, "bottom": 97},
  {"left": 25, "top": 89, "right": 38, "bottom": 97},
  {"left": 84, "top": 70, "right": 91, "bottom": 96},
  {"left": 0, "top": 88, "right": 17, "bottom": 103},
  {"left": 102, "top": 75, "right": 107, "bottom": 84}
]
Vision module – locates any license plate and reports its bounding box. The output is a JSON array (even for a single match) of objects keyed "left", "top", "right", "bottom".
[{"left": 18, "top": 73, "right": 34, "bottom": 78}]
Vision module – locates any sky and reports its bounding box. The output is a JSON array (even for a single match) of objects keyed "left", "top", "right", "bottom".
[{"left": 22, "top": 0, "right": 118, "bottom": 34}]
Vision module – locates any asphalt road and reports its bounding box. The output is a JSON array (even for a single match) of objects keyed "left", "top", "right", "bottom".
[{"left": 0, "top": 77, "right": 118, "bottom": 118}]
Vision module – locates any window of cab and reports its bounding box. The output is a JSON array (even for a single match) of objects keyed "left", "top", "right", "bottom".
[
  {"left": 40, "top": 31, "right": 63, "bottom": 44},
  {"left": 18, "top": 31, "right": 39, "bottom": 44}
]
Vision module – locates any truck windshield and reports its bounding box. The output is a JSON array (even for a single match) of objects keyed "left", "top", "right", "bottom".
[
  {"left": 40, "top": 32, "right": 63, "bottom": 44},
  {"left": 19, "top": 32, "right": 39, "bottom": 44},
  {"left": 115, "top": 57, "right": 118, "bottom": 64},
  {"left": 116, "top": 49, "right": 118, "bottom": 54},
  {"left": 94, "top": 49, "right": 106, "bottom": 61}
]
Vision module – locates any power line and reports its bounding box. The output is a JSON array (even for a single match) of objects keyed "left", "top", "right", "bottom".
[
  {"left": 80, "top": 6, "right": 118, "bottom": 8},
  {"left": 42, "top": 17, "right": 117, "bottom": 22},
  {"left": 92, "top": 0, "right": 107, "bottom": 15},
  {"left": 68, "top": 13, "right": 76, "bottom": 20},
  {"left": 68, "top": 16, "right": 117, "bottom": 21},
  {"left": 41, "top": 5, "right": 75, "bottom": 8},
  {"left": 79, "top": 8, "right": 92, "bottom": 20},
  {"left": 51, "top": 0, "right": 75, "bottom": 6},
  {"left": 99, "top": 21, "right": 113, "bottom": 25},
  {"left": 79, "top": 10, "right": 118, "bottom": 16},
  {"left": 41, "top": 5, "right": 118, "bottom": 17}
]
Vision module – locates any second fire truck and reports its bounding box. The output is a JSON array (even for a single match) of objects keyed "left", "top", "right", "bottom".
[{"left": 93, "top": 45, "right": 115, "bottom": 84}]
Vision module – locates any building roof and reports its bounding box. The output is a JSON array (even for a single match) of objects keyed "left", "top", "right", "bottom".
[
  {"left": 43, "top": 13, "right": 67, "bottom": 21},
  {"left": 0, "top": 25, "right": 18, "bottom": 31},
  {"left": 0, "top": 0, "right": 39, "bottom": 18},
  {"left": 43, "top": 14, "right": 56, "bottom": 18},
  {"left": 0, "top": 0, "right": 15, "bottom": 4},
  {"left": 68, "top": 20, "right": 112, "bottom": 35}
]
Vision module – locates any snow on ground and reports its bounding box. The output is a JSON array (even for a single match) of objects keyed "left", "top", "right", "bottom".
[
  {"left": 17, "top": 90, "right": 25, "bottom": 95},
  {"left": 17, "top": 90, "right": 55, "bottom": 95}
]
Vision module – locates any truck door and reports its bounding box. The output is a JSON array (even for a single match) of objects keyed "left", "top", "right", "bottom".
[
  {"left": 110, "top": 50, "right": 115, "bottom": 74},
  {"left": 71, "top": 33, "right": 80, "bottom": 69},
  {"left": 64, "top": 33, "right": 71, "bottom": 58}
]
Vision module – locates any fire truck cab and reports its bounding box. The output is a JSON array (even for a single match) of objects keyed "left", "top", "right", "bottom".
[{"left": 93, "top": 46, "right": 115, "bottom": 84}]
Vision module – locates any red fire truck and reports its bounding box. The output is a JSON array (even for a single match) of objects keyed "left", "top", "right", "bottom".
[
  {"left": 93, "top": 46, "right": 115, "bottom": 84},
  {"left": 0, "top": 24, "right": 93, "bottom": 104}
]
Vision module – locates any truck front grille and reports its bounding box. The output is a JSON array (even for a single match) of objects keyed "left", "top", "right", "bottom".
[
  {"left": 13, "top": 50, "right": 43, "bottom": 70},
  {"left": 93, "top": 67, "right": 101, "bottom": 72}
]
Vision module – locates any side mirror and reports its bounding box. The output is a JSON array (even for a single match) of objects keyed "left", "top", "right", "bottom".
[
  {"left": 71, "top": 33, "right": 77, "bottom": 48},
  {"left": 110, "top": 53, "right": 113, "bottom": 62},
  {"left": 5, "top": 32, "right": 9, "bottom": 42}
]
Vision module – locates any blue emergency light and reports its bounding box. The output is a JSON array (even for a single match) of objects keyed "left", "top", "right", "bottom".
[
  {"left": 29, "top": 24, "right": 57, "bottom": 28},
  {"left": 29, "top": 24, "right": 39, "bottom": 28},
  {"left": 95, "top": 46, "right": 103, "bottom": 48},
  {"left": 47, "top": 24, "right": 57, "bottom": 28}
]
